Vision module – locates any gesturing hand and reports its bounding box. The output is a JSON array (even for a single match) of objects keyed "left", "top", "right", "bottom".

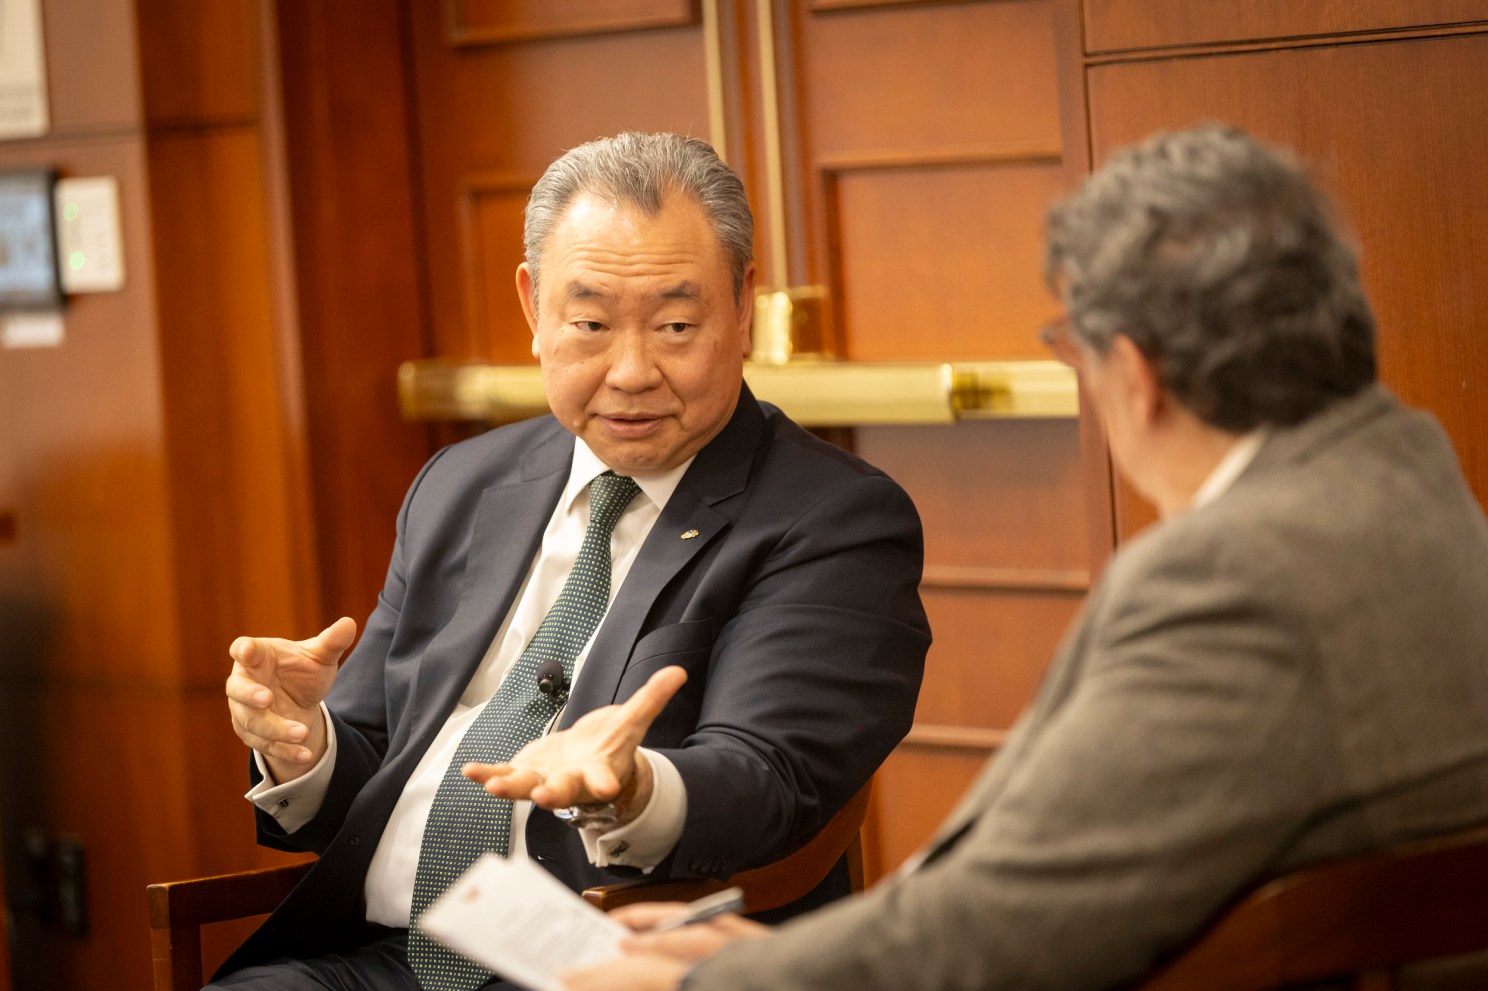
[
  {"left": 463, "top": 665, "right": 687, "bottom": 826},
  {"left": 225, "top": 616, "right": 357, "bottom": 781}
]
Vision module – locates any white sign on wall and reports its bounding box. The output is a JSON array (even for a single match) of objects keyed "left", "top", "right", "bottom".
[{"left": 0, "top": 0, "right": 49, "bottom": 138}]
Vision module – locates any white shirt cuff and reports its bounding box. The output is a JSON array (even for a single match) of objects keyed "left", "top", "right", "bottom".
[
  {"left": 245, "top": 702, "right": 337, "bottom": 835},
  {"left": 579, "top": 748, "right": 687, "bottom": 871}
]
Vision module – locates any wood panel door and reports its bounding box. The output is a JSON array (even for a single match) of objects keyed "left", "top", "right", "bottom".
[
  {"left": 783, "top": 0, "right": 1105, "bottom": 876},
  {"left": 401, "top": 0, "right": 1105, "bottom": 881},
  {"left": 1075, "top": 18, "right": 1488, "bottom": 535}
]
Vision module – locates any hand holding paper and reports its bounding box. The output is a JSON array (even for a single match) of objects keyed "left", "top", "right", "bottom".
[{"left": 418, "top": 853, "right": 630, "bottom": 991}]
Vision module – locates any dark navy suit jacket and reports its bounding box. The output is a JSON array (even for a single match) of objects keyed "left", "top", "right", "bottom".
[{"left": 221, "top": 385, "right": 929, "bottom": 973}]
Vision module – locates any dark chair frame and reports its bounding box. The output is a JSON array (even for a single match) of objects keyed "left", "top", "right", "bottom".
[
  {"left": 1139, "top": 825, "right": 1488, "bottom": 991},
  {"left": 147, "top": 782, "right": 870, "bottom": 991}
]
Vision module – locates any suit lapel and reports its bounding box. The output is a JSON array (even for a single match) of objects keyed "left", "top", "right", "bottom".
[
  {"left": 558, "top": 386, "right": 764, "bottom": 726},
  {"left": 400, "top": 426, "right": 572, "bottom": 749}
]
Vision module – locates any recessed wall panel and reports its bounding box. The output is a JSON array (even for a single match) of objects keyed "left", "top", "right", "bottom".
[{"left": 829, "top": 162, "right": 1069, "bottom": 360}]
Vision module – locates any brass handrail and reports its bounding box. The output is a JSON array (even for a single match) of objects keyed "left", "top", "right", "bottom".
[{"left": 397, "top": 358, "right": 1077, "bottom": 426}]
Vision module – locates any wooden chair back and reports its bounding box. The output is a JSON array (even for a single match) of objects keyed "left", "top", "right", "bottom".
[
  {"left": 1140, "top": 825, "right": 1488, "bottom": 991},
  {"left": 147, "top": 781, "right": 873, "bottom": 990}
]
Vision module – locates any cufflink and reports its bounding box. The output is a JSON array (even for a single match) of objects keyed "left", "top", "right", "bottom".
[{"left": 553, "top": 801, "right": 619, "bottom": 830}]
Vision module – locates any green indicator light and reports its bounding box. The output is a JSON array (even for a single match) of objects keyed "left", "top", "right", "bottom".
[
  {"left": 69, "top": 250, "right": 85, "bottom": 270},
  {"left": 63, "top": 202, "right": 79, "bottom": 221}
]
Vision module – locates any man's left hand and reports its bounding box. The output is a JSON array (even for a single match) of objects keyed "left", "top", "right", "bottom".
[{"left": 462, "top": 665, "right": 687, "bottom": 826}]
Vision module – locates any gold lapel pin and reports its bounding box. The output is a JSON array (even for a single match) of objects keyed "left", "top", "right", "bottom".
[{"left": 680, "top": 529, "right": 700, "bottom": 540}]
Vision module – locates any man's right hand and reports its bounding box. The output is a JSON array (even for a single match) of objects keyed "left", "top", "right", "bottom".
[{"left": 225, "top": 617, "right": 357, "bottom": 783}]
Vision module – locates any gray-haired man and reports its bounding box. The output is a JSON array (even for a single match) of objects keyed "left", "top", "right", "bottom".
[
  {"left": 568, "top": 124, "right": 1488, "bottom": 991},
  {"left": 213, "top": 132, "right": 930, "bottom": 990}
]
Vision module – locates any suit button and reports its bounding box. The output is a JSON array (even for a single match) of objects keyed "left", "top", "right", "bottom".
[{"left": 348, "top": 836, "right": 360, "bottom": 846}]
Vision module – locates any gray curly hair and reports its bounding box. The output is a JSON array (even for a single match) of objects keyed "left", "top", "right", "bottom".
[{"left": 1045, "top": 124, "right": 1376, "bottom": 431}]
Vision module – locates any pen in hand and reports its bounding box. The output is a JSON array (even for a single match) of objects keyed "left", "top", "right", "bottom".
[{"left": 647, "top": 886, "right": 745, "bottom": 932}]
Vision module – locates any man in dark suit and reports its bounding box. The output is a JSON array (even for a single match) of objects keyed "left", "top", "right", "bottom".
[
  {"left": 213, "top": 132, "right": 929, "bottom": 990},
  {"left": 564, "top": 124, "right": 1488, "bottom": 991}
]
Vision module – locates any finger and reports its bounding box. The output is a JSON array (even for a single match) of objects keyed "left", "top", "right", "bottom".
[
  {"left": 229, "top": 699, "right": 311, "bottom": 745},
  {"left": 617, "top": 666, "right": 688, "bottom": 733},
  {"left": 225, "top": 668, "right": 273, "bottom": 708},
  {"left": 230, "top": 722, "right": 315, "bottom": 764},
  {"left": 306, "top": 616, "right": 358, "bottom": 665},
  {"left": 230, "top": 635, "right": 272, "bottom": 671},
  {"left": 608, "top": 902, "right": 691, "bottom": 931},
  {"left": 460, "top": 761, "right": 513, "bottom": 781},
  {"left": 473, "top": 765, "right": 546, "bottom": 799},
  {"left": 529, "top": 766, "right": 597, "bottom": 808}
]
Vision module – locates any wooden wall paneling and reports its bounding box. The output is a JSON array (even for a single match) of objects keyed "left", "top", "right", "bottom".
[
  {"left": 0, "top": 3, "right": 329, "bottom": 987},
  {"left": 0, "top": 136, "right": 178, "bottom": 683},
  {"left": 406, "top": 0, "right": 713, "bottom": 359},
  {"left": 1085, "top": 30, "right": 1488, "bottom": 525},
  {"left": 459, "top": 173, "right": 541, "bottom": 363},
  {"left": 822, "top": 153, "right": 1066, "bottom": 361},
  {"left": 42, "top": 0, "right": 143, "bottom": 129},
  {"left": 134, "top": 0, "right": 259, "bottom": 125},
  {"left": 147, "top": 125, "right": 318, "bottom": 671},
  {"left": 274, "top": 0, "right": 436, "bottom": 628},
  {"left": 1051, "top": 0, "right": 1120, "bottom": 570},
  {"left": 795, "top": 0, "right": 1063, "bottom": 314},
  {"left": 915, "top": 589, "right": 1085, "bottom": 729},
  {"left": 0, "top": 124, "right": 184, "bottom": 989},
  {"left": 449, "top": 0, "right": 700, "bottom": 46},
  {"left": 789, "top": 0, "right": 1098, "bottom": 876},
  {"left": 1083, "top": 0, "right": 1488, "bottom": 55},
  {"left": 871, "top": 745, "right": 991, "bottom": 876},
  {"left": 857, "top": 421, "right": 1091, "bottom": 574}
]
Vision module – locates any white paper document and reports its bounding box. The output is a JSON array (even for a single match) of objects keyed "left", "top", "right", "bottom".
[{"left": 418, "top": 853, "right": 630, "bottom": 991}]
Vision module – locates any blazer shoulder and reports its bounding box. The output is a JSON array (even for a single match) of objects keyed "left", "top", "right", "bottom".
[{"left": 415, "top": 415, "right": 570, "bottom": 488}]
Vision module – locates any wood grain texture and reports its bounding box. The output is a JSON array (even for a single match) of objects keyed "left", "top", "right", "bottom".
[
  {"left": 1083, "top": 0, "right": 1488, "bottom": 55},
  {"left": 856, "top": 419, "right": 1091, "bottom": 573},
  {"left": 918, "top": 588, "right": 1084, "bottom": 728},
  {"left": 407, "top": 0, "right": 710, "bottom": 359},
  {"left": 869, "top": 746, "right": 991, "bottom": 875},
  {"left": 147, "top": 125, "right": 319, "bottom": 673},
  {"left": 135, "top": 0, "right": 258, "bottom": 125},
  {"left": 824, "top": 160, "right": 1067, "bottom": 360},
  {"left": 459, "top": 175, "right": 542, "bottom": 362},
  {"left": 1087, "top": 31, "right": 1488, "bottom": 526},
  {"left": 450, "top": 0, "right": 699, "bottom": 46},
  {"left": 41, "top": 0, "right": 143, "bottom": 130},
  {"left": 275, "top": 0, "right": 436, "bottom": 628}
]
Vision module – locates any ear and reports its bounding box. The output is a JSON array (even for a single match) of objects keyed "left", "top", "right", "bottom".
[
  {"left": 736, "top": 262, "right": 758, "bottom": 357},
  {"left": 1109, "top": 335, "right": 1166, "bottom": 426},
  {"left": 516, "top": 263, "right": 541, "bottom": 358}
]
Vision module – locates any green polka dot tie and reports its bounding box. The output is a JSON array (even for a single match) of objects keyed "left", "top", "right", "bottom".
[{"left": 408, "top": 471, "right": 640, "bottom": 990}]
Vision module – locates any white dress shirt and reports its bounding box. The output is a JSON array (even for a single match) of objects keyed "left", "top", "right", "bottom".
[
  {"left": 1190, "top": 429, "right": 1266, "bottom": 510},
  {"left": 247, "top": 439, "right": 694, "bottom": 927}
]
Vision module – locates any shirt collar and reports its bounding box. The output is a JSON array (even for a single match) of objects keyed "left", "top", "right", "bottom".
[
  {"left": 1191, "top": 428, "right": 1267, "bottom": 510},
  {"left": 561, "top": 438, "right": 694, "bottom": 516}
]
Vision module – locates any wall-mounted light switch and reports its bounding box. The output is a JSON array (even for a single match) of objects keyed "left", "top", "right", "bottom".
[{"left": 55, "top": 176, "right": 124, "bottom": 293}]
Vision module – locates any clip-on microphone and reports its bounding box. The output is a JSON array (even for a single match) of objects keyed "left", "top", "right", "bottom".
[{"left": 536, "top": 657, "right": 568, "bottom": 703}]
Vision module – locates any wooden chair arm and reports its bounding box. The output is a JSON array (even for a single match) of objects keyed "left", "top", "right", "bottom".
[
  {"left": 147, "top": 860, "right": 314, "bottom": 991},
  {"left": 582, "top": 780, "right": 872, "bottom": 913}
]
